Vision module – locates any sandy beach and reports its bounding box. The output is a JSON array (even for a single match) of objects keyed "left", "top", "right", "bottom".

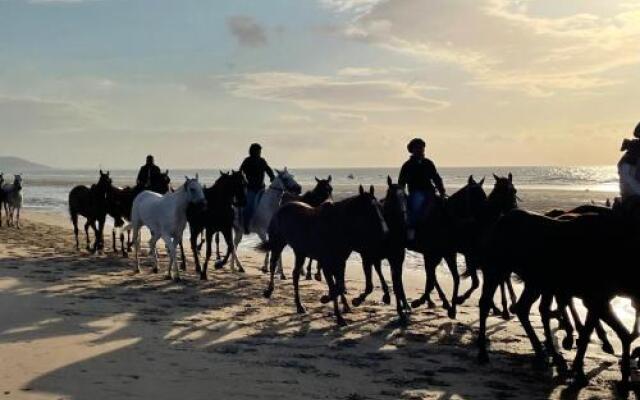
[{"left": 0, "top": 211, "right": 632, "bottom": 400}]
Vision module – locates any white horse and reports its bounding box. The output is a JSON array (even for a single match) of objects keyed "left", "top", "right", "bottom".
[
  {"left": 129, "top": 176, "right": 206, "bottom": 281},
  {"left": 233, "top": 168, "right": 301, "bottom": 277},
  {"left": 3, "top": 175, "right": 23, "bottom": 228}
]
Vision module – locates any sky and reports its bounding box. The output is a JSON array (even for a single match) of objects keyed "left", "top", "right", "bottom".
[{"left": 0, "top": 0, "right": 639, "bottom": 169}]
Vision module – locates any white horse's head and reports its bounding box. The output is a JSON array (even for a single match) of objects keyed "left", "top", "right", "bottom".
[
  {"left": 183, "top": 175, "right": 207, "bottom": 208},
  {"left": 273, "top": 167, "right": 302, "bottom": 195}
]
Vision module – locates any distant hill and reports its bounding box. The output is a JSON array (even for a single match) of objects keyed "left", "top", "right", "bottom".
[{"left": 0, "top": 156, "right": 52, "bottom": 172}]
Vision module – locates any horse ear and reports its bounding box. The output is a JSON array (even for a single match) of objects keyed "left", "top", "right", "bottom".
[
  {"left": 387, "top": 175, "right": 392, "bottom": 186},
  {"left": 327, "top": 175, "right": 332, "bottom": 183},
  {"left": 284, "top": 166, "right": 288, "bottom": 172},
  {"left": 479, "top": 177, "right": 485, "bottom": 186},
  {"left": 369, "top": 185, "right": 375, "bottom": 196},
  {"left": 315, "top": 176, "right": 320, "bottom": 183},
  {"left": 195, "top": 173, "right": 199, "bottom": 181},
  {"left": 468, "top": 175, "right": 475, "bottom": 185},
  {"left": 493, "top": 173, "right": 499, "bottom": 181},
  {"left": 508, "top": 172, "right": 513, "bottom": 182},
  {"left": 359, "top": 185, "right": 365, "bottom": 195},
  {"left": 165, "top": 169, "right": 169, "bottom": 175},
  {"left": 275, "top": 169, "right": 282, "bottom": 175},
  {"left": 184, "top": 175, "right": 189, "bottom": 181}
]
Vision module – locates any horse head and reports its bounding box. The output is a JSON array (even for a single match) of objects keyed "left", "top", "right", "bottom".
[
  {"left": 155, "top": 170, "right": 172, "bottom": 194},
  {"left": 351, "top": 184, "right": 388, "bottom": 245},
  {"left": 274, "top": 167, "right": 302, "bottom": 195},
  {"left": 447, "top": 175, "right": 487, "bottom": 220},
  {"left": 313, "top": 175, "right": 333, "bottom": 201},
  {"left": 183, "top": 175, "right": 207, "bottom": 209},
  {"left": 385, "top": 175, "right": 408, "bottom": 229},
  {"left": 230, "top": 169, "right": 247, "bottom": 207},
  {"left": 0, "top": 173, "right": 4, "bottom": 188},
  {"left": 488, "top": 172, "right": 518, "bottom": 213}
]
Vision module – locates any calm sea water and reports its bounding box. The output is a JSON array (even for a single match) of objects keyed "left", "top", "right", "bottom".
[{"left": 19, "top": 165, "right": 618, "bottom": 215}]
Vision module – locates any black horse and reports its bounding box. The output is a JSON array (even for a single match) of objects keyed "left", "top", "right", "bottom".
[
  {"left": 106, "top": 170, "right": 172, "bottom": 256},
  {"left": 352, "top": 176, "right": 410, "bottom": 321},
  {"left": 477, "top": 204, "right": 640, "bottom": 388},
  {"left": 68, "top": 170, "right": 112, "bottom": 252},
  {"left": 261, "top": 185, "right": 388, "bottom": 326},
  {"left": 186, "top": 170, "right": 247, "bottom": 280}
]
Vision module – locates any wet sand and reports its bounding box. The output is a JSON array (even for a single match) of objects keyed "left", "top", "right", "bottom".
[{"left": 0, "top": 211, "right": 631, "bottom": 399}]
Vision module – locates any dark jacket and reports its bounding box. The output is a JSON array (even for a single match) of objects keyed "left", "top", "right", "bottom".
[
  {"left": 240, "top": 156, "right": 275, "bottom": 191},
  {"left": 398, "top": 156, "right": 446, "bottom": 196},
  {"left": 136, "top": 164, "right": 161, "bottom": 188}
]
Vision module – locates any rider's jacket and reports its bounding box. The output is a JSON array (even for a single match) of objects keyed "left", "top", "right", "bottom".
[
  {"left": 136, "top": 164, "right": 161, "bottom": 189},
  {"left": 240, "top": 156, "right": 275, "bottom": 191},
  {"left": 398, "top": 156, "right": 446, "bottom": 196}
]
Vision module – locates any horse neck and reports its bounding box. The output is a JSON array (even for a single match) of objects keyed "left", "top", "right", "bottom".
[{"left": 208, "top": 180, "right": 234, "bottom": 205}]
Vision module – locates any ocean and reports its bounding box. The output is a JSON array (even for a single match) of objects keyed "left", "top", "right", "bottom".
[{"left": 18, "top": 165, "right": 618, "bottom": 216}]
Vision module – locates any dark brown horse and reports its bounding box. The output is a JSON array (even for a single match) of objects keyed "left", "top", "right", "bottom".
[
  {"left": 186, "top": 170, "right": 246, "bottom": 280},
  {"left": 282, "top": 175, "right": 334, "bottom": 281},
  {"left": 106, "top": 170, "right": 172, "bottom": 256},
  {"left": 68, "top": 170, "right": 112, "bottom": 252},
  {"left": 261, "top": 185, "right": 388, "bottom": 326}
]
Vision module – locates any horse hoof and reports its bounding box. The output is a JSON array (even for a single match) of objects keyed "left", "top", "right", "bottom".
[
  {"left": 602, "top": 342, "right": 615, "bottom": 355},
  {"left": 352, "top": 297, "right": 363, "bottom": 307},
  {"left": 410, "top": 299, "right": 423, "bottom": 309},
  {"left": 296, "top": 306, "right": 306, "bottom": 314},
  {"left": 195, "top": 267, "right": 201, "bottom": 274},
  {"left": 398, "top": 314, "right": 409, "bottom": 327},
  {"left": 454, "top": 296, "right": 466, "bottom": 305},
  {"left": 336, "top": 318, "right": 347, "bottom": 327},
  {"left": 263, "top": 288, "right": 273, "bottom": 299},
  {"left": 315, "top": 274, "right": 322, "bottom": 282},
  {"left": 214, "top": 261, "right": 225, "bottom": 270},
  {"left": 501, "top": 311, "right": 511, "bottom": 321},
  {"left": 342, "top": 305, "right": 352, "bottom": 314},
  {"left": 200, "top": 274, "right": 207, "bottom": 281},
  {"left": 320, "top": 295, "right": 331, "bottom": 304},
  {"left": 447, "top": 308, "right": 457, "bottom": 319},
  {"left": 279, "top": 274, "right": 287, "bottom": 281},
  {"left": 382, "top": 294, "right": 391, "bottom": 305},
  {"left": 572, "top": 372, "right": 589, "bottom": 388},
  {"left": 261, "top": 267, "right": 268, "bottom": 274},
  {"left": 173, "top": 276, "right": 182, "bottom": 283},
  {"left": 562, "top": 336, "right": 574, "bottom": 351}
]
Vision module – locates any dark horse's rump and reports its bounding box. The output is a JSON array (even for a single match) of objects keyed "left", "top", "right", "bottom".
[
  {"left": 262, "top": 185, "right": 387, "bottom": 326},
  {"left": 478, "top": 207, "right": 640, "bottom": 386},
  {"left": 68, "top": 170, "right": 112, "bottom": 252}
]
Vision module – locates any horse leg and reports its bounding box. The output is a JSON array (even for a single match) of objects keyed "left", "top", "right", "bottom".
[
  {"left": 215, "top": 232, "right": 221, "bottom": 262},
  {"left": 262, "top": 251, "right": 269, "bottom": 274},
  {"left": 389, "top": 252, "right": 408, "bottom": 322},
  {"left": 71, "top": 213, "right": 80, "bottom": 250},
  {"left": 278, "top": 255, "right": 285, "bottom": 280},
  {"left": 322, "top": 265, "right": 346, "bottom": 327},
  {"left": 127, "top": 230, "right": 132, "bottom": 252},
  {"left": 215, "top": 228, "right": 235, "bottom": 271},
  {"left": 262, "top": 243, "right": 283, "bottom": 299},
  {"left": 15, "top": 206, "right": 20, "bottom": 229},
  {"left": 507, "top": 276, "right": 518, "bottom": 314},
  {"left": 304, "top": 258, "right": 313, "bottom": 280},
  {"left": 478, "top": 271, "right": 501, "bottom": 364},
  {"left": 539, "top": 293, "right": 568, "bottom": 375},
  {"left": 149, "top": 234, "right": 159, "bottom": 274},
  {"left": 190, "top": 232, "right": 202, "bottom": 276},
  {"left": 411, "top": 255, "right": 441, "bottom": 309},
  {"left": 292, "top": 253, "right": 306, "bottom": 314},
  {"left": 373, "top": 259, "right": 391, "bottom": 305},
  {"left": 120, "top": 231, "right": 127, "bottom": 257},
  {"left": 515, "top": 285, "right": 547, "bottom": 367},
  {"left": 163, "top": 236, "right": 178, "bottom": 281},
  {"left": 597, "top": 305, "right": 635, "bottom": 388},
  {"left": 572, "top": 310, "right": 598, "bottom": 386},
  {"left": 457, "top": 258, "right": 479, "bottom": 305},
  {"left": 133, "top": 228, "right": 142, "bottom": 274},
  {"left": 352, "top": 256, "right": 374, "bottom": 307},
  {"left": 201, "top": 230, "right": 214, "bottom": 279},
  {"left": 176, "top": 240, "right": 185, "bottom": 271},
  {"left": 112, "top": 228, "right": 117, "bottom": 254},
  {"left": 232, "top": 228, "right": 244, "bottom": 271},
  {"left": 84, "top": 221, "right": 92, "bottom": 251},
  {"left": 443, "top": 253, "right": 459, "bottom": 319},
  {"left": 335, "top": 262, "right": 351, "bottom": 314},
  {"left": 497, "top": 282, "right": 510, "bottom": 320}
]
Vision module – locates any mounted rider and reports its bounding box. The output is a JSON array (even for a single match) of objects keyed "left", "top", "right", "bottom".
[
  {"left": 398, "top": 138, "right": 446, "bottom": 241},
  {"left": 618, "top": 122, "right": 640, "bottom": 202},
  {"left": 136, "top": 155, "right": 162, "bottom": 190},
  {"left": 239, "top": 143, "right": 275, "bottom": 233}
]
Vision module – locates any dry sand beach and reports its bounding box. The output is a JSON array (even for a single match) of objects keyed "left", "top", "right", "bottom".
[{"left": 0, "top": 211, "right": 633, "bottom": 400}]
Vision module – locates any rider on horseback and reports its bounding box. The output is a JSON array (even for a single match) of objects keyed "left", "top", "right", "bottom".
[
  {"left": 618, "top": 122, "right": 640, "bottom": 201},
  {"left": 136, "top": 155, "right": 162, "bottom": 190},
  {"left": 239, "top": 143, "right": 275, "bottom": 234},
  {"left": 399, "top": 138, "right": 446, "bottom": 241}
]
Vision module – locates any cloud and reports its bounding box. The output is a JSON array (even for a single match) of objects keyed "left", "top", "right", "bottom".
[
  {"left": 226, "top": 15, "right": 268, "bottom": 48},
  {"left": 0, "top": 95, "right": 97, "bottom": 133},
  {"left": 222, "top": 71, "right": 449, "bottom": 113},
  {"left": 328, "top": 0, "right": 640, "bottom": 96}
]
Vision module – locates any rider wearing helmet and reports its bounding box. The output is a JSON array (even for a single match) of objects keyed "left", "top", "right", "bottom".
[
  {"left": 399, "top": 138, "right": 446, "bottom": 241},
  {"left": 239, "top": 143, "right": 275, "bottom": 233},
  {"left": 618, "top": 122, "right": 640, "bottom": 200},
  {"left": 136, "top": 155, "right": 162, "bottom": 190}
]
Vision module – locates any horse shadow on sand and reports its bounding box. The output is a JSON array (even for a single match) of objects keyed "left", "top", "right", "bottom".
[{"left": 0, "top": 222, "right": 630, "bottom": 400}]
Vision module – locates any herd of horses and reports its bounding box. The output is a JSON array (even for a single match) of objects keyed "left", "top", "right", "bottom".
[
  {"left": 0, "top": 173, "right": 23, "bottom": 228},
  {"left": 66, "top": 168, "right": 640, "bottom": 391}
]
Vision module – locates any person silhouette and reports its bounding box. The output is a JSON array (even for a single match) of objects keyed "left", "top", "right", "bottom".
[
  {"left": 618, "top": 122, "right": 640, "bottom": 200},
  {"left": 239, "top": 143, "right": 275, "bottom": 234},
  {"left": 136, "top": 155, "right": 162, "bottom": 190}
]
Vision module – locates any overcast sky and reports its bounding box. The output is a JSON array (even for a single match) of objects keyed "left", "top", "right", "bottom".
[{"left": 1, "top": 0, "right": 639, "bottom": 169}]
